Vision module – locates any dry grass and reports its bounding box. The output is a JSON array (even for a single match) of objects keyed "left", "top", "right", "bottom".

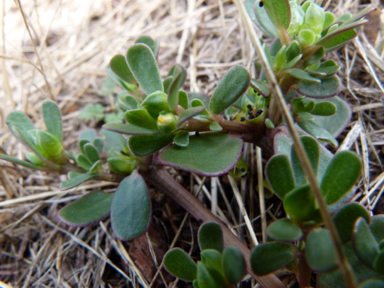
[{"left": 0, "top": 0, "right": 383, "bottom": 287}]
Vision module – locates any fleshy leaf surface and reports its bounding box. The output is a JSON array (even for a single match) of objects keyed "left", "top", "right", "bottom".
[
  {"left": 267, "top": 218, "right": 303, "bottom": 241},
  {"left": 42, "top": 100, "right": 63, "bottom": 142},
  {"left": 103, "top": 123, "right": 159, "bottom": 135},
  {"left": 58, "top": 190, "right": 113, "bottom": 226},
  {"left": 159, "top": 132, "right": 243, "bottom": 176},
  {"left": 111, "top": 171, "right": 151, "bottom": 240},
  {"left": 222, "top": 246, "right": 245, "bottom": 284},
  {"left": 266, "top": 154, "right": 295, "bottom": 199},
  {"left": 262, "top": 0, "right": 291, "bottom": 30},
  {"left": 109, "top": 54, "right": 136, "bottom": 85},
  {"left": 353, "top": 217, "right": 379, "bottom": 267},
  {"left": 164, "top": 248, "right": 197, "bottom": 281},
  {"left": 298, "top": 76, "right": 340, "bottom": 98},
  {"left": 129, "top": 134, "right": 174, "bottom": 156},
  {"left": 61, "top": 172, "right": 99, "bottom": 190},
  {"left": 198, "top": 222, "right": 223, "bottom": 253}
]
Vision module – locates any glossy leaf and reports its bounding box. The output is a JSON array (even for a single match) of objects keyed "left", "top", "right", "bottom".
[
  {"left": 333, "top": 203, "right": 371, "bottom": 244},
  {"left": 353, "top": 217, "right": 379, "bottom": 267},
  {"left": 265, "top": 154, "right": 295, "bottom": 199},
  {"left": 58, "top": 190, "right": 113, "bottom": 226},
  {"left": 141, "top": 91, "right": 170, "bottom": 119},
  {"left": 42, "top": 100, "right": 63, "bottom": 142},
  {"left": 164, "top": 248, "right": 197, "bottom": 281},
  {"left": 306, "top": 228, "right": 338, "bottom": 272},
  {"left": 167, "top": 64, "right": 186, "bottom": 110},
  {"left": 222, "top": 246, "right": 245, "bottom": 284},
  {"left": 173, "top": 131, "right": 189, "bottom": 147},
  {"left": 103, "top": 123, "right": 159, "bottom": 135},
  {"left": 297, "top": 120, "right": 338, "bottom": 147},
  {"left": 176, "top": 106, "right": 206, "bottom": 128},
  {"left": 251, "top": 242, "right": 295, "bottom": 275},
  {"left": 126, "top": 44, "right": 163, "bottom": 95},
  {"left": 111, "top": 171, "right": 151, "bottom": 240},
  {"left": 198, "top": 222, "right": 223, "bottom": 253},
  {"left": 262, "top": 0, "right": 291, "bottom": 30},
  {"left": 61, "top": 172, "right": 99, "bottom": 190},
  {"left": 321, "top": 151, "right": 361, "bottom": 205},
  {"left": 289, "top": 68, "right": 321, "bottom": 83},
  {"left": 250, "top": 79, "right": 270, "bottom": 97},
  {"left": 109, "top": 54, "right": 136, "bottom": 85},
  {"left": 209, "top": 66, "right": 251, "bottom": 115},
  {"left": 160, "top": 132, "right": 243, "bottom": 176},
  {"left": 267, "top": 218, "right": 303, "bottom": 241},
  {"left": 135, "top": 35, "right": 159, "bottom": 55},
  {"left": 124, "top": 109, "right": 158, "bottom": 130},
  {"left": 298, "top": 75, "right": 340, "bottom": 98},
  {"left": 129, "top": 134, "right": 174, "bottom": 156}
]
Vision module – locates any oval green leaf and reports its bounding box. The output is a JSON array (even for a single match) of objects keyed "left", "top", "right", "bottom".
[
  {"left": 129, "top": 134, "right": 174, "bottom": 157},
  {"left": 222, "top": 246, "right": 245, "bottom": 284},
  {"left": 42, "top": 100, "right": 63, "bottom": 142},
  {"left": 164, "top": 248, "right": 197, "bottom": 281},
  {"left": 124, "top": 109, "right": 158, "bottom": 130},
  {"left": 298, "top": 75, "right": 340, "bottom": 98},
  {"left": 267, "top": 218, "right": 303, "bottom": 241},
  {"left": 110, "top": 54, "right": 136, "bottom": 85},
  {"left": 60, "top": 172, "right": 99, "bottom": 190},
  {"left": 198, "top": 222, "right": 223, "bottom": 253},
  {"left": 111, "top": 171, "right": 151, "bottom": 240},
  {"left": 262, "top": 0, "right": 291, "bottom": 30},
  {"left": 265, "top": 154, "right": 295, "bottom": 199},
  {"left": 209, "top": 66, "right": 251, "bottom": 115},
  {"left": 58, "top": 190, "right": 113, "bottom": 226},
  {"left": 353, "top": 217, "right": 379, "bottom": 267}
]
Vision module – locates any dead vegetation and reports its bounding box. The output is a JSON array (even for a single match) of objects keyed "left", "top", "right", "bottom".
[{"left": 0, "top": 0, "right": 384, "bottom": 287}]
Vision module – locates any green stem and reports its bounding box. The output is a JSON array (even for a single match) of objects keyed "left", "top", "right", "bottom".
[{"left": 144, "top": 167, "right": 286, "bottom": 288}]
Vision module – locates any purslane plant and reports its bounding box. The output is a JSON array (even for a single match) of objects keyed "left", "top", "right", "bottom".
[{"left": 0, "top": 0, "right": 380, "bottom": 287}]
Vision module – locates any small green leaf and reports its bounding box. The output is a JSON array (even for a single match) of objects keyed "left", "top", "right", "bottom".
[
  {"left": 209, "top": 122, "right": 222, "bottom": 131},
  {"left": 188, "top": 92, "right": 210, "bottom": 108},
  {"left": 289, "top": 68, "right": 321, "bottom": 83},
  {"left": 6, "top": 111, "right": 36, "bottom": 149},
  {"left": 303, "top": 3, "right": 324, "bottom": 34},
  {"left": 251, "top": 242, "right": 295, "bottom": 275},
  {"left": 298, "top": 29, "right": 316, "bottom": 45},
  {"left": 252, "top": 0, "right": 278, "bottom": 38},
  {"left": 297, "top": 120, "right": 338, "bottom": 147},
  {"left": 126, "top": 44, "right": 163, "bottom": 95},
  {"left": 117, "top": 94, "right": 141, "bottom": 111},
  {"left": 373, "top": 251, "right": 384, "bottom": 274},
  {"left": 262, "top": 0, "right": 291, "bottom": 30},
  {"left": 359, "top": 278, "right": 384, "bottom": 288},
  {"left": 323, "top": 12, "right": 335, "bottom": 30},
  {"left": 76, "top": 154, "right": 93, "bottom": 170},
  {"left": 311, "top": 102, "right": 337, "bottom": 116},
  {"left": 93, "top": 137, "right": 103, "bottom": 154},
  {"left": 79, "top": 129, "right": 98, "bottom": 142},
  {"left": 333, "top": 203, "right": 371, "bottom": 244},
  {"left": 174, "top": 131, "right": 189, "bottom": 147},
  {"left": 83, "top": 143, "right": 100, "bottom": 164},
  {"left": 58, "top": 190, "right": 113, "bottom": 226},
  {"left": 60, "top": 172, "right": 99, "bottom": 190},
  {"left": 283, "top": 184, "right": 320, "bottom": 223},
  {"left": 222, "top": 246, "right": 245, "bottom": 284},
  {"left": 273, "top": 45, "right": 287, "bottom": 70},
  {"left": 321, "top": 151, "right": 361, "bottom": 205},
  {"left": 110, "top": 54, "right": 136, "bottom": 85},
  {"left": 129, "top": 134, "right": 174, "bottom": 156},
  {"left": 160, "top": 132, "right": 243, "bottom": 176},
  {"left": 283, "top": 54, "right": 303, "bottom": 69},
  {"left": 298, "top": 75, "right": 340, "bottom": 98},
  {"left": 353, "top": 218, "right": 379, "bottom": 267},
  {"left": 250, "top": 79, "right": 270, "bottom": 97},
  {"left": 306, "top": 228, "right": 338, "bottom": 272},
  {"left": 164, "top": 248, "right": 197, "bottom": 281},
  {"left": 0, "top": 153, "right": 42, "bottom": 170},
  {"left": 167, "top": 64, "right": 186, "bottom": 110},
  {"left": 42, "top": 100, "right": 63, "bottom": 142},
  {"left": 196, "top": 262, "right": 221, "bottom": 288},
  {"left": 79, "top": 104, "right": 105, "bottom": 122},
  {"left": 141, "top": 91, "right": 170, "bottom": 119},
  {"left": 198, "top": 222, "right": 223, "bottom": 253},
  {"left": 370, "top": 215, "right": 384, "bottom": 242},
  {"left": 103, "top": 123, "right": 159, "bottom": 135},
  {"left": 125, "top": 109, "right": 158, "bottom": 130},
  {"left": 33, "top": 130, "right": 65, "bottom": 162},
  {"left": 265, "top": 118, "right": 275, "bottom": 129},
  {"left": 267, "top": 218, "right": 303, "bottom": 241},
  {"left": 179, "top": 90, "right": 189, "bottom": 109},
  {"left": 201, "top": 249, "right": 223, "bottom": 274},
  {"left": 286, "top": 40, "right": 301, "bottom": 62},
  {"left": 176, "top": 106, "right": 205, "bottom": 128},
  {"left": 108, "top": 154, "right": 138, "bottom": 175},
  {"left": 111, "top": 171, "right": 151, "bottom": 240},
  {"left": 265, "top": 154, "right": 295, "bottom": 199},
  {"left": 209, "top": 66, "right": 251, "bottom": 115},
  {"left": 135, "top": 35, "right": 159, "bottom": 55}
]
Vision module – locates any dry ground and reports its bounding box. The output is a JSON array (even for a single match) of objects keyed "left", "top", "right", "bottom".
[{"left": 0, "top": 0, "right": 384, "bottom": 287}]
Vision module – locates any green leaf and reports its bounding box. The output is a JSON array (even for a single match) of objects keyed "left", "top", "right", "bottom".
[
  {"left": 129, "top": 134, "right": 174, "bottom": 156},
  {"left": 251, "top": 242, "right": 295, "bottom": 275},
  {"left": 286, "top": 40, "right": 301, "bottom": 62},
  {"left": 83, "top": 143, "right": 100, "bottom": 163},
  {"left": 176, "top": 106, "right": 206, "bottom": 128},
  {"left": 209, "top": 122, "right": 222, "bottom": 131},
  {"left": 222, "top": 246, "right": 245, "bottom": 284},
  {"left": 103, "top": 123, "right": 159, "bottom": 135},
  {"left": 251, "top": 0, "right": 278, "bottom": 38},
  {"left": 267, "top": 218, "right": 303, "bottom": 241},
  {"left": 6, "top": 111, "right": 36, "bottom": 149},
  {"left": 262, "top": 0, "right": 291, "bottom": 30},
  {"left": 159, "top": 132, "right": 243, "bottom": 176},
  {"left": 58, "top": 190, "right": 113, "bottom": 226},
  {"left": 126, "top": 44, "right": 163, "bottom": 95},
  {"left": 117, "top": 94, "right": 141, "bottom": 111},
  {"left": 141, "top": 91, "right": 170, "bottom": 119},
  {"left": 79, "top": 129, "right": 97, "bottom": 142},
  {"left": 298, "top": 29, "right": 316, "bottom": 45},
  {"left": 333, "top": 203, "right": 371, "bottom": 244},
  {"left": 283, "top": 54, "right": 303, "bottom": 70},
  {"left": 321, "top": 151, "right": 361, "bottom": 205},
  {"left": 164, "top": 248, "right": 197, "bottom": 281},
  {"left": 60, "top": 172, "right": 99, "bottom": 190},
  {"left": 110, "top": 54, "right": 136, "bottom": 85},
  {"left": 373, "top": 251, "right": 384, "bottom": 274},
  {"left": 297, "top": 120, "right": 338, "bottom": 147},
  {"left": 125, "top": 109, "right": 158, "bottom": 130},
  {"left": 198, "top": 222, "right": 223, "bottom": 253},
  {"left": 42, "top": 100, "right": 63, "bottom": 142},
  {"left": 76, "top": 154, "right": 93, "bottom": 170},
  {"left": 196, "top": 262, "right": 222, "bottom": 288},
  {"left": 0, "top": 153, "right": 42, "bottom": 170},
  {"left": 93, "top": 137, "right": 104, "bottom": 154},
  {"left": 353, "top": 217, "right": 379, "bottom": 267},
  {"left": 250, "top": 79, "right": 270, "bottom": 97},
  {"left": 179, "top": 90, "right": 189, "bottom": 109},
  {"left": 33, "top": 130, "right": 65, "bottom": 162},
  {"left": 306, "top": 228, "right": 338, "bottom": 272},
  {"left": 289, "top": 68, "right": 321, "bottom": 83},
  {"left": 200, "top": 249, "right": 223, "bottom": 274},
  {"left": 298, "top": 75, "right": 340, "bottom": 98},
  {"left": 359, "top": 278, "right": 384, "bottom": 288},
  {"left": 265, "top": 154, "right": 295, "bottom": 199},
  {"left": 135, "top": 35, "right": 159, "bottom": 55},
  {"left": 273, "top": 45, "right": 286, "bottom": 70},
  {"left": 283, "top": 184, "right": 320, "bottom": 223},
  {"left": 100, "top": 129, "right": 125, "bottom": 153},
  {"left": 111, "top": 171, "right": 151, "bottom": 240},
  {"left": 324, "top": 30, "right": 358, "bottom": 51},
  {"left": 108, "top": 154, "right": 138, "bottom": 175},
  {"left": 174, "top": 131, "right": 189, "bottom": 147},
  {"left": 188, "top": 92, "right": 210, "bottom": 108},
  {"left": 370, "top": 215, "right": 384, "bottom": 242},
  {"left": 167, "top": 64, "right": 186, "bottom": 110},
  {"left": 311, "top": 102, "right": 337, "bottom": 116},
  {"left": 209, "top": 66, "right": 251, "bottom": 115}
]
